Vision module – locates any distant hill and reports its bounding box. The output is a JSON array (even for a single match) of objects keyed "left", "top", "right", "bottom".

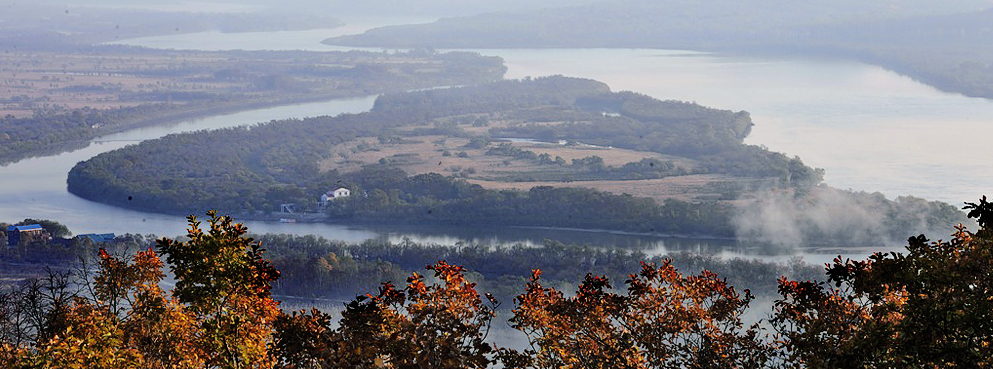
[
  {"left": 323, "top": 0, "right": 993, "bottom": 99},
  {"left": 324, "top": 0, "right": 990, "bottom": 49}
]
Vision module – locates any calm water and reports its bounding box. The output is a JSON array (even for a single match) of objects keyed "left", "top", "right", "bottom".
[
  {"left": 491, "top": 49, "right": 993, "bottom": 206},
  {"left": 5, "top": 20, "right": 991, "bottom": 262},
  {"left": 0, "top": 96, "right": 379, "bottom": 240}
]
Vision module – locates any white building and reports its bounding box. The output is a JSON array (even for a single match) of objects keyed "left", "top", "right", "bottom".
[{"left": 320, "top": 187, "right": 351, "bottom": 206}]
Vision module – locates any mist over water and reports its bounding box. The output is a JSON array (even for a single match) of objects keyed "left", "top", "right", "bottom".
[
  {"left": 732, "top": 187, "right": 965, "bottom": 250},
  {"left": 4, "top": 7, "right": 991, "bottom": 364}
]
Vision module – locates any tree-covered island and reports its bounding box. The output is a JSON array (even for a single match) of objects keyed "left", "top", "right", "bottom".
[{"left": 67, "top": 76, "right": 965, "bottom": 246}]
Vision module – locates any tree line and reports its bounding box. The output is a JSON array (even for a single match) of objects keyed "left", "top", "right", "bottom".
[
  {"left": 3, "top": 199, "right": 993, "bottom": 367},
  {"left": 1, "top": 48, "right": 505, "bottom": 165},
  {"left": 326, "top": 167, "right": 735, "bottom": 237}
]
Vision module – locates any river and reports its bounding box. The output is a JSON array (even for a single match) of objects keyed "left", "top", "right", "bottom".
[
  {"left": 0, "top": 97, "right": 380, "bottom": 241},
  {"left": 4, "top": 20, "right": 992, "bottom": 261}
]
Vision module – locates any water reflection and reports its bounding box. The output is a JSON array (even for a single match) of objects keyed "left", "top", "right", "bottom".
[
  {"left": 361, "top": 223, "right": 887, "bottom": 266},
  {"left": 367, "top": 223, "right": 749, "bottom": 253}
]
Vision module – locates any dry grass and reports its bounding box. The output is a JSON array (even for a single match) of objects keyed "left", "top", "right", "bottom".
[
  {"left": 315, "top": 131, "right": 764, "bottom": 202},
  {"left": 0, "top": 48, "right": 423, "bottom": 118},
  {"left": 466, "top": 175, "right": 746, "bottom": 203},
  {"left": 0, "top": 51, "right": 235, "bottom": 117}
]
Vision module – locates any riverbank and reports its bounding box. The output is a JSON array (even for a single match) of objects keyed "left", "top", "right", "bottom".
[
  {"left": 0, "top": 45, "right": 506, "bottom": 166},
  {"left": 0, "top": 94, "right": 371, "bottom": 166},
  {"left": 709, "top": 44, "right": 993, "bottom": 101},
  {"left": 105, "top": 94, "right": 364, "bottom": 135}
]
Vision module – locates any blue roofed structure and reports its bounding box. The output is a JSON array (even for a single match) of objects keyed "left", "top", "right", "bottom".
[
  {"left": 12, "top": 225, "right": 42, "bottom": 232},
  {"left": 6, "top": 224, "right": 48, "bottom": 246}
]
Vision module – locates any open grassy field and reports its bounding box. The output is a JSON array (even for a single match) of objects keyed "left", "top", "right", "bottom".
[
  {"left": 0, "top": 50, "right": 234, "bottom": 117},
  {"left": 318, "top": 125, "right": 771, "bottom": 203}
]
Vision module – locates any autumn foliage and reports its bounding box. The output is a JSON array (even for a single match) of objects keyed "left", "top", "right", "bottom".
[
  {"left": 4, "top": 197, "right": 993, "bottom": 368},
  {"left": 509, "top": 262, "right": 771, "bottom": 369},
  {"left": 269, "top": 261, "right": 502, "bottom": 368},
  {"left": 1, "top": 211, "right": 281, "bottom": 369},
  {"left": 772, "top": 197, "right": 993, "bottom": 368}
]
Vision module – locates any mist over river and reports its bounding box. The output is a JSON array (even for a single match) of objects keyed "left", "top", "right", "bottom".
[{"left": 2, "top": 18, "right": 990, "bottom": 262}]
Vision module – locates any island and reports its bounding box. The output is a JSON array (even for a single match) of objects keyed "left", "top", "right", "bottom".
[{"left": 67, "top": 76, "right": 965, "bottom": 246}]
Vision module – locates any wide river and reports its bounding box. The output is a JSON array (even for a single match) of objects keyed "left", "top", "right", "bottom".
[{"left": 3, "top": 20, "right": 992, "bottom": 261}]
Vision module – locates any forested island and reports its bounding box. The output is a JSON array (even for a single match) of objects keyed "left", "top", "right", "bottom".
[{"left": 68, "top": 76, "right": 965, "bottom": 246}]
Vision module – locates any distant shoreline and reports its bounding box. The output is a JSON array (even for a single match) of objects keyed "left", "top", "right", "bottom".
[
  {"left": 0, "top": 93, "right": 373, "bottom": 167},
  {"left": 98, "top": 92, "right": 373, "bottom": 137}
]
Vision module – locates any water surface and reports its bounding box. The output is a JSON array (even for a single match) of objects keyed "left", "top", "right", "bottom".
[{"left": 0, "top": 96, "right": 377, "bottom": 240}]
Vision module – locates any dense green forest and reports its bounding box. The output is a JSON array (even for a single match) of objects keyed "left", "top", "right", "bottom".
[
  {"left": 67, "top": 76, "right": 965, "bottom": 244},
  {"left": 261, "top": 234, "right": 821, "bottom": 303},
  {"left": 0, "top": 104, "right": 197, "bottom": 165},
  {"left": 326, "top": 168, "right": 734, "bottom": 236}
]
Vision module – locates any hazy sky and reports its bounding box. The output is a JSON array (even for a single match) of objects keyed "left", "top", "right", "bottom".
[{"left": 43, "top": 0, "right": 604, "bottom": 17}]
